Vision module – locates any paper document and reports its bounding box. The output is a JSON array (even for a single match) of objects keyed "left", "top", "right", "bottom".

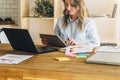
[
  {"left": 96, "top": 46, "right": 120, "bottom": 53},
  {"left": 65, "top": 46, "right": 93, "bottom": 54},
  {"left": 0, "top": 54, "right": 33, "bottom": 64}
]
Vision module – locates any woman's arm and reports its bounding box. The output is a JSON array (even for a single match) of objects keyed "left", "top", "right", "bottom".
[{"left": 86, "top": 19, "right": 100, "bottom": 47}]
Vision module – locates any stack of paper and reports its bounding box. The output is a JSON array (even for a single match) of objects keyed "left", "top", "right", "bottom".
[
  {"left": 64, "top": 46, "right": 92, "bottom": 58},
  {"left": 65, "top": 46, "right": 93, "bottom": 54},
  {"left": 0, "top": 54, "right": 33, "bottom": 64}
]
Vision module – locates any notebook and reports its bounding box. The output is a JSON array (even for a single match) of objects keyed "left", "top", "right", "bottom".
[
  {"left": 86, "top": 52, "right": 120, "bottom": 65},
  {"left": 2, "top": 28, "right": 58, "bottom": 53},
  {"left": 40, "top": 34, "right": 67, "bottom": 48}
]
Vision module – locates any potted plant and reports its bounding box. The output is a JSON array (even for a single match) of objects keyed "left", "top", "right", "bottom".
[{"left": 34, "top": 0, "right": 54, "bottom": 17}]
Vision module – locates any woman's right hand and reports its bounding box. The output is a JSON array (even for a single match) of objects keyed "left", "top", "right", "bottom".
[
  {"left": 66, "top": 38, "right": 76, "bottom": 46},
  {"left": 41, "top": 38, "right": 48, "bottom": 45},
  {"left": 66, "top": 38, "right": 87, "bottom": 46}
]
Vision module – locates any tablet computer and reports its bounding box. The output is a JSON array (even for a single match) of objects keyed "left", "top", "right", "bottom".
[{"left": 40, "top": 34, "right": 67, "bottom": 48}]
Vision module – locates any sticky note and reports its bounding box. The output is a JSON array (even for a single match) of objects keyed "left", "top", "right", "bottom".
[
  {"left": 78, "top": 53, "right": 89, "bottom": 56},
  {"left": 65, "top": 53, "right": 77, "bottom": 57},
  {"left": 54, "top": 57, "right": 70, "bottom": 61},
  {"left": 75, "top": 55, "right": 87, "bottom": 58}
]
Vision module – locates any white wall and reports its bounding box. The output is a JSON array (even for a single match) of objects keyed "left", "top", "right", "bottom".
[
  {"left": 0, "top": 0, "right": 19, "bottom": 43},
  {"left": 85, "top": 0, "right": 120, "bottom": 45},
  {"left": 28, "top": 0, "right": 120, "bottom": 44},
  {"left": 85, "top": 0, "right": 115, "bottom": 17},
  {"left": 93, "top": 18, "right": 119, "bottom": 44},
  {"left": 29, "top": 18, "right": 54, "bottom": 43},
  {"left": 0, "top": 0, "right": 18, "bottom": 24},
  {"left": 118, "top": 0, "right": 120, "bottom": 44}
]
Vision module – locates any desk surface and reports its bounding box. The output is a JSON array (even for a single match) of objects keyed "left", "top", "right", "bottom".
[{"left": 0, "top": 44, "right": 120, "bottom": 80}]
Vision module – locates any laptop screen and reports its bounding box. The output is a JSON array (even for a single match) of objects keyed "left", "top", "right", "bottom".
[{"left": 3, "top": 28, "right": 38, "bottom": 53}]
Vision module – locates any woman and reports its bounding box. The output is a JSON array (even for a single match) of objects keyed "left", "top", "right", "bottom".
[{"left": 54, "top": 0, "right": 100, "bottom": 47}]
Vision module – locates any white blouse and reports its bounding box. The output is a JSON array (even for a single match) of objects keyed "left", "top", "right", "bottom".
[{"left": 54, "top": 17, "right": 100, "bottom": 47}]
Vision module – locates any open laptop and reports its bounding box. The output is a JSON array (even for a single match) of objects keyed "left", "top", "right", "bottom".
[
  {"left": 40, "top": 34, "right": 67, "bottom": 48},
  {"left": 2, "top": 28, "right": 58, "bottom": 53},
  {"left": 86, "top": 52, "right": 120, "bottom": 65}
]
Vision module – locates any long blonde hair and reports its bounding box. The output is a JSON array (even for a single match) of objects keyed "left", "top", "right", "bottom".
[{"left": 63, "top": 0, "right": 90, "bottom": 30}]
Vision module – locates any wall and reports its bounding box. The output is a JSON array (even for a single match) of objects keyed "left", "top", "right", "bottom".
[
  {"left": 85, "top": 0, "right": 115, "bottom": 17},
  {"left": 1, "top": 0, "right": 119, "bottom": 44},
  {"left": 0, "top": 0, "right": 18, "bottom": 24},
  {"left": 29, "top": 18, "right": 54, "bottom": 43},
  {"left": 0, "top": 0, "right": 19, "bottom": 43},
  {"left": 85, "top": 0, "right": 120, "bottom": 45},
  {"left": 118, "top": 0, "right": 120, "bottom": 44},
  {"left": 93, "top": 18, "right": 119, "bottom": 44},
  {"left": 28, "top": 0, "right": 120, "bottom": 44},
  {"left": 29, "top": 0, "right": 54, "bottom": 43}
]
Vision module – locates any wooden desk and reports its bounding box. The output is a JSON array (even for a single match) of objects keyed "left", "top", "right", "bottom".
[{"left": 0, "top": 44, "right": 120, "bottom": 80}]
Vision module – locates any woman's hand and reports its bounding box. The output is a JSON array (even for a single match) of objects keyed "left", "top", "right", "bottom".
[
  {"left": 66, "top": 38, "right": 78, "bottom": 46},
  {"left": 41, "top": 38, "right": 48, "bottom": 45},
  {"left": 66, "top": 38, "right": 87, "bottom": 46}
]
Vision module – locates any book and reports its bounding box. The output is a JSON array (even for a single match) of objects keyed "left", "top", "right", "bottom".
[{"left": 0, "top": 54, "right": 33, "bottom": 64}]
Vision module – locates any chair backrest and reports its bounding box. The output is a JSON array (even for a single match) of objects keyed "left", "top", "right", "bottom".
[{"left": 112, "top": 4, "right": 117, "bottom": 18}]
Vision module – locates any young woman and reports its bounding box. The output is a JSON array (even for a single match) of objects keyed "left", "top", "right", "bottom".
[{"left": 54, "top": 0, "right": 100, "bottom": 47}]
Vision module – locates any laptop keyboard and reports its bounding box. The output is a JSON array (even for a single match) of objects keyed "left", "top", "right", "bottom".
[{"left": 37, "top": 46, "right": 58, "bottom": 53}]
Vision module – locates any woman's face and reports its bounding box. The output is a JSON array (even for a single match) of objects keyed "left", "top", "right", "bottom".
[{"left": 64, "top": 0, "right": 78, "bottom": 16}]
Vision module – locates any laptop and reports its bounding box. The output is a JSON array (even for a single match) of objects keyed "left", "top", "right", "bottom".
[
  {"left": 40, "top": 34, "right": 67, "bottom": 48},
  {"left": 86, "top": 52, "right": 120, "bottom": 65},
  {"left": 2, "top": 28, "right": 58, "bottom": 53}
]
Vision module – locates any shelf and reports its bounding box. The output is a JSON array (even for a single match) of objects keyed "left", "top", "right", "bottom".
[
  {"left": 0, "top": 23, "right": 18, "bottom": 27},
  {"left": 92, "top": 17, "right": 117, "bottom": 20}
]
